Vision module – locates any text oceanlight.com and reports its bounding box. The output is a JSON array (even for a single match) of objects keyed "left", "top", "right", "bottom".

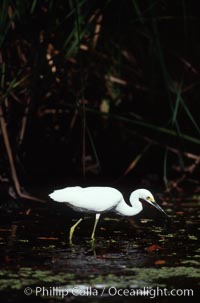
[{"left": 24, "top": 286, "right": 194, "bottom": 298}]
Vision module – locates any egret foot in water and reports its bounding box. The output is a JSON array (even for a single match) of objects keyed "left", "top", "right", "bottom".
[{"left": 69, "top": 214, "right": 101, "bottom": 245}]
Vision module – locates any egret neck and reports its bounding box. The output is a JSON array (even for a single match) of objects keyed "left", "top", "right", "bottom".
[{"left": 114, "top": 197, "right": 142, "bottom": 216}]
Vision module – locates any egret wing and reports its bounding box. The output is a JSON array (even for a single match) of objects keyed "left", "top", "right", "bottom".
[{"left": 49, "top": 186, "right": 122, "bottom": 213}]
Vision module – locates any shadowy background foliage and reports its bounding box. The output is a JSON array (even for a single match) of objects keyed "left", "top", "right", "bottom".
[{"left": 0, "top": 0, "right": 200, "bottom": 200}]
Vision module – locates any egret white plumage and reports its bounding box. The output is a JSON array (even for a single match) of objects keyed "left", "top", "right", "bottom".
[{"left": 49, "top": 186, "right": 168, "bottom": 243}]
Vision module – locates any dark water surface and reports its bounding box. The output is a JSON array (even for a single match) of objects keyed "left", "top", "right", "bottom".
[{"left": 0, "top": 195, "right": 200, "bottom": 302}]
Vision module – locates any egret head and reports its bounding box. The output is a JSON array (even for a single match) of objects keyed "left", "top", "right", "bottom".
[{"left": 131, "top": 189, "right": 169, "bottom": 218}]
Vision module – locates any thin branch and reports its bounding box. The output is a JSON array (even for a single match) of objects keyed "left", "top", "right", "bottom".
[
  {"left": 18, "top": 96, "right": 31, "bottom": 147},
  {"left": 0, "top": 104, "right": 45, "bottom": 203}
]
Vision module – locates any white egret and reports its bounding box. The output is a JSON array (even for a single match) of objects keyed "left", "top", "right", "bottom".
[{"left": 49, "top": 186, "right": 168, "bottom": 243}]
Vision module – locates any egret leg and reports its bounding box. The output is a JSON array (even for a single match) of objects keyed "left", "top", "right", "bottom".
[
  {"left": 69, "top": 218, "right": 83, "bottom": 245},
  {"left": 91, "top": 213, "right": 100, "bottom": 241}
]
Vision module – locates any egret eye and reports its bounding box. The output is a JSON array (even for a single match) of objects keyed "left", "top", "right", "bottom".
[{"left": 146, "top": 196, "right": 155, "bottom": 202}]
